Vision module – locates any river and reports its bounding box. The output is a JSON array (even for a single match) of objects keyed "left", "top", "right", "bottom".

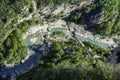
[{"left": 0, "top": 27, "right": 109, "bottom": 78}]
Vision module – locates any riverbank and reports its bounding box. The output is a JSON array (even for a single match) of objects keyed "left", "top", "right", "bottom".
[
  {"left": 0, "top": 44, "right": 49, "bottom": 79},
  {"left": 0, "top": 0, "right": 119, "bottom": 79},
  {"left": 23, "top": 19, "right": 118, "bottom": 49}
]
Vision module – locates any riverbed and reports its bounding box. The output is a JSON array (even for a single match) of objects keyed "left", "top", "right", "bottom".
[{"left": 0, "top": 27, "right": 109, "bottom": 78}]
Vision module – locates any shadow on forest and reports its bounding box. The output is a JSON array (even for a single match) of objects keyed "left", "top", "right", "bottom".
[
  {"left": 62, "top": 0, "right": 102, "bottom": 35},
  {"left": 28, "top": 43, "right": 49, "bottom": 57}
]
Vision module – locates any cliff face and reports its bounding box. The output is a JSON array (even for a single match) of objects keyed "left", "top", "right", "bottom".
[
  {"left": 66, "top": 0, "right": 120, "bottom": 36},
  {"left": 0, "top": 0, "right": 90, "bottom": 65},
  {"left": 0, "top": 0, "right": 120, "bottom": 66},
  {"left": 0, "top": 0, "right": 120, "bottom": 79},
  {"left": 0, "top": 0, "right": 119, "bottom": 45}
]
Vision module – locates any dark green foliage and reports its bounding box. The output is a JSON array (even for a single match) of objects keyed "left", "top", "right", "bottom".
[
  {"left": 40, "top": 40, "right": 111, "bottom": 67},
  {"left": 68, "top": 0, "right": 120, "bottom": 36},
  {"left": 0, "top": 0, "right": 119, "bottom": 79},
  {"left": 84, "top": 42, "right": 111, "bottom": 58},
  {"left": 17, "top": 62, "right": 120, "bottom": 80},
  {"left": 0, "top": 16, "right": 44, "bottom": 64},
  {"left": 0, "top": 0, "right": 32, "bottom": 24},
  {"left": 0, "top": 28, "right": 27, "bottom": 64},
  {"left": 0, "top": 0, "right": 32, "bottom": 45},
  {"left": 17, "top": 39, "right": 114, "bottom": 80}
]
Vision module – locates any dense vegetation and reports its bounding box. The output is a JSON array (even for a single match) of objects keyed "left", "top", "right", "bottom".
[
  {"left": 39, "top": 39, "right": 111, "bottom": 67},
  {"left": 0, "top": 0, "right": 45, "bottom": 64},
  {"left": 0, "top": 28, "right": 27, "bottom": 64},
  {"left": 0, "top": 0, "right": 119, "bottom": 65},
  {"left": 17, "top": 39, "right": 115, "bottom": 80},
  {"left": 0, "top": 0, "right": 120, "bottom": 79},
  {"left": 0, "top": 17, "right": 45, "bottom": 64},
  {"left": 68, "top": 0, "right": 120, "bottom": 36},
  {"left": 20, "top": 63, "right": 120, "bottom": 80},
  {"left": 0, "top": 0, "right": 31, "bottom": 26},
  {"left": 0, "top": 0, "right": 32, "bottom": 45},
  {"left": 0, "top": 0, "right": 87, "bottom": 65}
]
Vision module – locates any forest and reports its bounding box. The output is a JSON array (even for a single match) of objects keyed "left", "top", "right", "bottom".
[
  {"left": 18, "top": 62, "right": 120, "bottom": 80},
  {"left": 17, "top": 39, "right": 115, "bottom": 80},
  {"left": 0, "top": 0, "right": 120, "bottom": 80},
  {"left": 68, "top": 0, "right": 120, "bottom": 36},
  {"left": 0, "top": 0, "right": 119, "bottom": 64},
  {"left": 0, "top": 0, "right": 32, "bottom": 45}
]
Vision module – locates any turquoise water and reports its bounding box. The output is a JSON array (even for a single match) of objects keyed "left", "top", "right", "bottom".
[
  {"left": 1, "top": 27, "right": 108, "bottom": 77},
  {"left": 66, "top": 31, "right": 74, "bottom": 39},
  {"left": 49, "top": 28, "right": 65, "bottom": 33},
  {"left": 50, "top": 28, "right": 108, "bottom": 49},
  {"left": 24, "top": 37, "right": 31, "bottom": 49},
  {"left": 24, "top": 27, "right": 108, "bottom": 50},
  {"left": 76, "top": 35, "right": 108, "bottom": 49},
  {"left": 24, "top": 32, "right": 42, "bottom": 47}
]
